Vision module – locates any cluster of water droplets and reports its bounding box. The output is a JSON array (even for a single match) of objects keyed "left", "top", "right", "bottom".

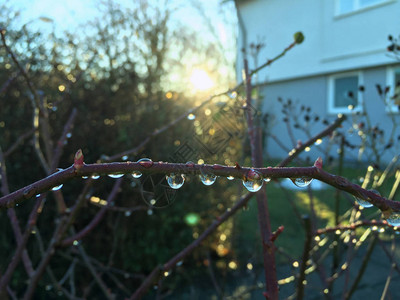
[
  {"left": 166, "top": 173, "right": 185, "bottom": 189},
  {"left": 242, "top": 169, "right": 263, "bottom": 192}
]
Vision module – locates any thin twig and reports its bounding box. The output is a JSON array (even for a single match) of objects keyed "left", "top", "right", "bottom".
[{"left": 130, "top": 193, "right": 253, "bottom": 300}]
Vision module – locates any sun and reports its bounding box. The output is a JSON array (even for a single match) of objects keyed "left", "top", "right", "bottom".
[{"left": 189, "top": 69, "right": 214, "bottom": 91}]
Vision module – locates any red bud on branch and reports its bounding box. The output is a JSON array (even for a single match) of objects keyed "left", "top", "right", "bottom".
[
  {"left": 270, "top": 225, "right": 285, "bottom": 242},
  {"left": 314, "top": 157, "right": 323, "bottom": 169},
  {"left": 73, "top": 149, "right": 84, "bottom": 170}
]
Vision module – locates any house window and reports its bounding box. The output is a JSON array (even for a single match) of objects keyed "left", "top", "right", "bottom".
[
  {"left": 336, "top": 0, "right": 389, "bottom": 15},
  {"left": 386, "top": 67, "right": 400, "bottom": 113},
  {"left": 328, "top": 72, "right": 363, "bottom": 114}
]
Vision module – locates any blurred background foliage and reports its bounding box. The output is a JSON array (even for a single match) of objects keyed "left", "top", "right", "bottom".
[{"left": 0, "top": 0, "right": 250, "bottom": 298}]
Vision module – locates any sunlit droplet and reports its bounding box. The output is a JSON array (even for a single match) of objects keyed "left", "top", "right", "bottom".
[
  {"left": 264, "top": 177, "right": 271, "bottom": 182},
  {"left": 292, "top": 177, "right": 313, "bottom": 188},
  {"left": 166, "top": 173, "right": 185, "bottom": 189},
  {"left": 243, "top": 178, "right": 263, "bottom": 192},
  {"left": 227, "top": 176, "right": 234, "bottom": 180},
  {"left": 187, "top": 113, "right": 196, "bottom": 120},
  {"left": 122, "top": 155, "right": 128, "bottom": 161},
  {"left": 82, "top": 176, "right": 88, "bottom": 179},
  {"left": 108, "top": 173, "right": 124, "bottom": 178},
  {"left": 91, "top": 174, "right": 100, "bottom": 179},
  {"left": 132, "top": 171, "right": 142, "bottom": 178},
  {"left": 138, "top": 158, "right": 153, "bottom": 168},
  {"left": 386, "top": 213, "right": 400, "bottom": 226},
  {"left": 36, "top": 194, "right": 41, "bottom": 198},
  {"left": 66, "top": 132, "right": 72, "bottom": 138},
  {"left": 125, "top": 211, "right": 131, "bottom": 217},
  {"left": 51, "top": 184, "right": 63, "bottom": 191},
  {"left": 199, "top": 172, "right": 217, "bottom": 186}
]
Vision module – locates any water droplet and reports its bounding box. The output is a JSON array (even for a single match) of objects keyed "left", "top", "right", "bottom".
[
  {"left": 227, "top": 176, "right": 234, "bottom": 180},
  {"left": 122, "top": 155, "right": 128, "bottom": 161},
  {"left": 36, "top": 194, "right": 41, "bottom": 198},
  {"left": 147, "top": 209, "right": 153, "bottom": 215},
  {"left": 132, "top": 171, "right": 142, "bottom": 178},
  {"left": 66, "top": 132, "right": 72, "bottom": 138},
  {"left": 166, "top": 173, "right": 185, "bottom": 189},
  {"left": 199, "top": 172, "right": 217, "bottom": 186},
  {"left": 242, "top": 170, "right": 263, "bottom": 192},
  {"left": 138, "top": 158, "right": 153, "bottom": 168},
  {"left": 51, "top": 184, "right": 63, "bottom": 191},
  {"left": 386, "top": 213, "right": 400, "bottom": 226},
  {"left": 354, "top": 196, "right": 373, "bottom": 208},
  {"left": 264, "top": 177, "right": 271, "bottom": 182},
  {"left": 73, "top": 240, "right": 79, "bottom": 246},
  {"left": 177, "top": 260, "right": 183, "bottom": 266},
  {"left": 91, "top": 174, "right": 100, "bottom": 179},
  {"left": 187, "top": 113, "right": 196, "bottom": 120},
  {"left": 108, "top": 173, "right": 124, "bottom": 178},
  {"left": 292, "top": 177, "right": 313, "bottom": 188},
  {"left": 186, "top": 161, "right": 195, "bottom": 167},
  {"left": 125, "top": 211, "right": 131, "bottom": 217},
  {"left": 82, "top": 176, "right": 88, "bottom": 179}
]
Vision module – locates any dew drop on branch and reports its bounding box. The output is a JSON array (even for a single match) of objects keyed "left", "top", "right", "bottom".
[
  {"left": 243, "top": 169, "right": 263, "bottom": 192},
  {"left": 386, "top": 213, "right": 400, "bottom": 226},
  {"left": 199, "top": 172, "right": 217, "bottom": 186},
  {"left": 166, "top": 173, "right": 185, "bottom": 189},
  {"left": 138, "top": 158, "right": 153, "bottom": 168},
  {"left": 132, "top": 171, "right": 142, "bottom": 178},
  {"left": 292, "top": 177, "right": 313, "bottom": 188},
  {"left": 227, "top": 176, "right": 234, "bottom": 180},
  {"left": 354, "top": 196, "right": 373, "bottom": 208},
  {"left": 187, "top": 113, "right": 196, "bottom": 120},
  {"left": 51, "top": 184, "right": 63, "bottom": 191},
  {"left": 91, "top": 174, "right": 100, "bottom": 179},
  {"left": 108, "top": 173, "right": 124, "bottom": 178},
  {"left": 264, "top": 177, "right": 271, "bottom": 183}
]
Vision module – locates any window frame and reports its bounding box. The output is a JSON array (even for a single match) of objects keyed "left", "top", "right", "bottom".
[
  {"left": 385, "top": 67, "right": 400, "bottom": 114},
  {"left": 327, "top": 71, "right": 364, "bottom": 114},
  {"left": 335, "top": 0, "right": 393, "bottom": 16}
]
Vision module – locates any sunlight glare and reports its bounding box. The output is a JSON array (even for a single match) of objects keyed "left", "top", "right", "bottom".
[{"left": 189, "top": 69, "right": 214, "bottom": 91}]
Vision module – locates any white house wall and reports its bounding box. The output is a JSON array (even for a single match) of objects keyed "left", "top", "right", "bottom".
[
  {"left": 260, "top": 65, "right": 400, "bottom": 164},
  {"left": 237, "top": 0, "right": 400, "bottom": 83}
]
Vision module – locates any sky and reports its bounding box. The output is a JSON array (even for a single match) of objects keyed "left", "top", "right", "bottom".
[
  {"left": 6, "top": 0, "right": 238, "bottom": 93},
  {"left": 9, "top": 0, "right": 236, "bottom": 40}
]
